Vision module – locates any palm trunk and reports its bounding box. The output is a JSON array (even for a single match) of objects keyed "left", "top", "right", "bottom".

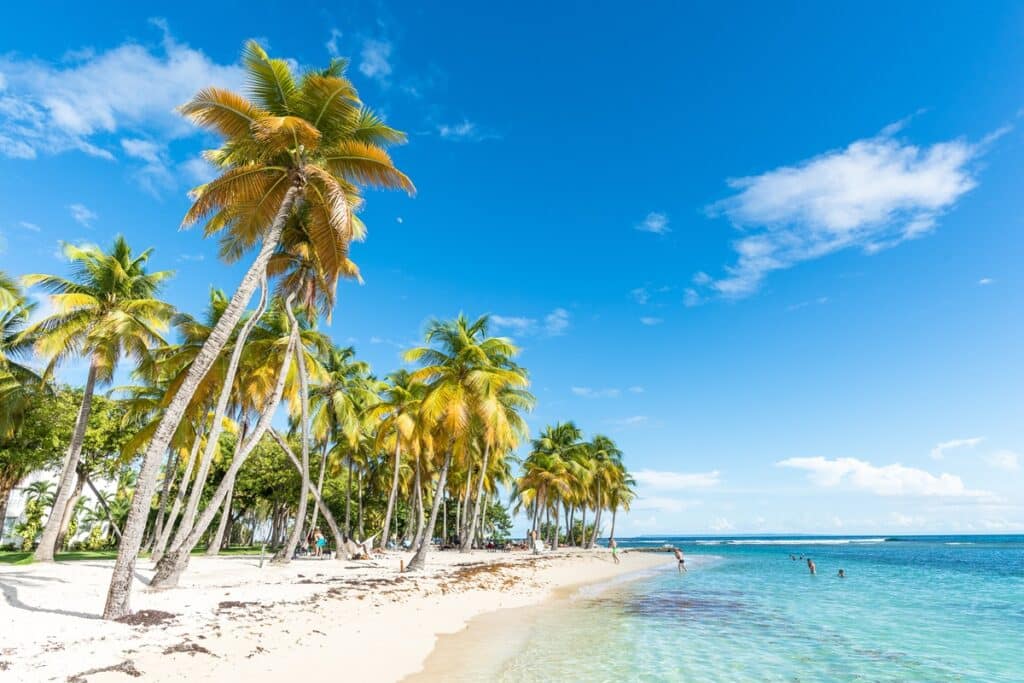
[
  {"left": 308, "top": 441, "right": 328, "bottom": 534},
  {"left": 412, "top": 456, "right": 425, "bottom": 549},
  {"left": 462, "top": 444, "right": 490, "bottom": 551},
  {"left": 148, "top": 324, "right": 297, "bottom": 590},
  {"left": 609, "top": 507, "right": 618, "bottom": 542},
  {"left": 0, "top": 477, "right": 15, "bottom": 541},
  {"left": 441, "top": 489, "right": 447, "bottom": 544},
  {"left": 552, "top": 503, "right": 560, "bottom": 550},
  {"left": 35, "top": 360, "right": 98, "bottom": 562},
  {"left": 55, "top": 473, "right": 85, "bottom": 551},
  {"left": 104, "top": 183, "right": 300, "bottom": 620},
  {"left": 171, "top": 277, "right": 269, "bottom": 554},
  {"left": 82, "top": 469, "right": 122, "bottom": 541},
  {"left": 408, "top": 451, "right": 452, "bottom": 571},
  {"left": 344, "top": 459, "right": 352, "bottom": 538},
  {"left": 206, "top": 483, "right": 233, "bottom": 555},
  {"left": 151, "top": 429, "right": 202, "bottom": 563},
  {"left": 274, "top": 298, "right": 310, "bottom": 564},
  {"left": 147, "top": 448, "right": 179, "bottom": 552},
  {"left": 357, "top": 470, "right": 364, "bottom": 540},
  {"left": 271, "top": 429, "right": 346, "bottom": 559},
  {"left": 589, "top": 482, "right": 603, "bottom": 548},
  {"left": 379, "top": 440, "right": 402, "bottom": 550}
]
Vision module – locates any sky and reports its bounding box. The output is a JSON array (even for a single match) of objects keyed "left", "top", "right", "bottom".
[{"left": 1, "top": 1, "right": 1022, "bottom": 536}]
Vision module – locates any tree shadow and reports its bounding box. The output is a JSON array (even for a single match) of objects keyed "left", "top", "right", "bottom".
[{"left": 0, "top": 576, "right": 101, "bottom": 620}]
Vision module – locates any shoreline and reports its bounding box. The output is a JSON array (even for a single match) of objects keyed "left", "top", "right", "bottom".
[{"left": 0, "top": 548, "right": 671, "bottom": 681}]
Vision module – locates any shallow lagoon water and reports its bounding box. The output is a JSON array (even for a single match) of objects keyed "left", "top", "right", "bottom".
[{"left": 493, "top": 535, "right": 1024, "bottom": 682}]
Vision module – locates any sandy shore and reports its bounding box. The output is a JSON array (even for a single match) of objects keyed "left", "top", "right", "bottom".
[{"left": 0, "top": 549, "right": 671, "bottom": 682}]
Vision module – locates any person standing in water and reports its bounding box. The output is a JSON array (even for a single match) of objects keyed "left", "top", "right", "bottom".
[
  {"left": 674, "top": 547, "right": 686, "bottom": 573},
  {"left": 807, "top": 558, "right": 816, "bottom": 575},
  {"left": 838, "top": 569, "right": 845, "bottom": 578}
]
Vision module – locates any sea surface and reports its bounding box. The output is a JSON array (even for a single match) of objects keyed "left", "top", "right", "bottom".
[{"left": 494, "top": 535, "right": 1024, "bottom": 682}]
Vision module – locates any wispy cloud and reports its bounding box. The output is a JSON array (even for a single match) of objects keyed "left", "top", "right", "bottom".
[
  {"left": 177, "top": 253, "right": 205, "bottom": 263},
  {"left": 19, "top": 221, "right": 41, "bottom": 232},
  {"left": 710, "top": 517, "right": 735, "bottom": 532},
  {"left": 683, "top": 288, "right": 702, "bottom": 307},
  {"left": 490, "top": 308, "right": 570, "bottom": 338},
  {"left": 436, "top": 119, "right": 497, "bottom": 142},
  {"left": 68, "top": 203, "right": 97, "bottom": 227},
  {"left": 0, "top": 20, "right": 243, "bottom": 161},
  {"left": 325, "top": 28, "right": 343, "bottom": 58},
  {"left": 978, "top": 277, "right": 994, "bottom": 286},
  {"left": 930, "top": 437, "right": 983, "bottom": 460},
  {"left": 986, "top": 450, "right": 1020, "bottom": 472},
  {"left": 777, "top": 456, "right": 991, "bottom": 498},
  {"left": 633, "top": 469, "right": 721, "bottom": 490},
  {"left": 786, "top": 296, "right": 829, "bottom": 312},
  {"left": 630, "top": 287, "right": 650, "bottom": 304},
  {"left": 180, "top": 156, "right": 217, "bottom": 184},
  {"left": 609, "top": 415, "right": 649, "bottom": 426},
  {"left": 359, "top": 39, "right": 393, "bottom": 85},
  {"left": 628, "top": 386, "right": 644, "bottom": 394},
  {"left": 701, "top": 122, "right": 1002, "bottom": 298},
  {"left": 635, "top": 211, "right": 670, "bottom": 234},
  {"left": 572, "top": 387, "right": 621, "bottom": 399},
  {"left": 639, "top": 316, "right": 663, "bottom": 326}
]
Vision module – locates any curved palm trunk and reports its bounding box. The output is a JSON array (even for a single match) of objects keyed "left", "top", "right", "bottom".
[
  {"left": 552, "top": 503, "right": 560, "bottom": 550},
  {"left": 82, "top": 469, "right": 122, "bottom": 541},
  {"left": 379, "top": 441, "right": 402, "bottom": 550},
  {"left": 104, "top": 184, "right": 300, "bottom": 620},
  {"left": 148, "top": 326, "right": 297, "bottom": 590},
  {"left": 408, "top": 451, "right": 452, "bottom": 571},
  {"left": 152, "top": 430, "right": 202, "bottom": 563},
  {"left": 308, "top": 441, "right": 329, "bottom": 534},
  {"left": 462, "top": 444, "right": 490, "bottom": 552},
  {"left": 274, "top": 299, "right": 310, "bottom": 564},
  {"left": 580, "top": 505, "right": 587, "bottom": 547},
  {"left": 412, "top": 456, "right": 426, "bottom": 550},
  {"left": 147, "top": 447, "right": 180, "bottom": 553},
  {"left": 270, "top": 429, "right": 347, "bottom": 558},
  {"left": 35, "top": 361, "right": 98, "bottom": 562},
  {"left": 344, "top": 459, "right": 352, "bottom": 539},
  {"left": 171, "top": 277, "right": 269, "bottom": 554},
  {"left": 609, "top": 506, "right": 618, "bottom": 542},
  {"left": 589, "top": 482, "right": 603, "bottom": 548},
  {"left": 206, "top": 483, "right": 233, "bottom": 555},
  {"left": 357, "top": 471, "right": 364, "bottom": 540}
]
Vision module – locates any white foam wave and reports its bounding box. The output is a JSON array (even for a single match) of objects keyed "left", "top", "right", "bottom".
[{"left": 692, "top": 538, "right": 885, "bottom": 546}]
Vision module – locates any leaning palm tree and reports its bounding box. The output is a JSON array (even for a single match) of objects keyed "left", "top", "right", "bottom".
[
  {"left": 23, "top": 237, "right": 173, "bottom": 562},
  {"left": 106, "top": 40, "right": 413, "bottom": 620},
  {"left": 584, "top": 435, "right": 623, "bottom": 548}
]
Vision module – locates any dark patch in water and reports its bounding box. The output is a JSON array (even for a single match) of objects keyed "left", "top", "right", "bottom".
[{"left": 605, "top": 589, "right": 746, "bottom": 620}]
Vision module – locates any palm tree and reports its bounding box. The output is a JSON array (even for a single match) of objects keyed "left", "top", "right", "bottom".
[
  {"left": 366, "top": 369, "right": 424, "bottom": 549},
  {"left": 404, "top": 315, "right": 526, "bottom": 570},
  {"left": 23, "top": 480, "right": 55, "bottom": 510},
  {"left": 607, "top": 472, "right": 636, "bottom": 542},
  {"left": 23, "top": 237, "right": 172, "bottom": 562},
  {"left": 585, "top": 435, "right": 623, "bottom": 548},
  {"left": 107, "top": 40, "right": 413, "bottom": 620},
  {"left": 0, "top": 278, "right": 42, "bottom": 438}
]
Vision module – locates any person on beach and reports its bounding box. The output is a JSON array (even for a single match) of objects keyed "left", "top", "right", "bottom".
[
  {"left": 674, "top": 547, "right": 686, "bottom": 573},
  {"left": 314, "top": 529, "right": 326, "bottom": 557},
  {"left": 610, "top": 538, "right": 620, "bottom": 564},
  {"left": 807, "top": 558, "right": 816, "bottom": 575}
]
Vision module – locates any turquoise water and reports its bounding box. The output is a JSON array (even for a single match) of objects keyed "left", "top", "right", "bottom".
[{"left": 496, "top": 536, "right": 1024, "bottom": 681}]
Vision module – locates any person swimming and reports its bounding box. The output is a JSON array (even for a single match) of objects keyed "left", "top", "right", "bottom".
[
  {"left": 807, "top": 558, "right": 816, "bottom": 575},
  {"left": 674, "top": 547, "right": 687, "bottom": 573},
  {"left": 838, "top": 569, "right": 845, "bottom": 578}
]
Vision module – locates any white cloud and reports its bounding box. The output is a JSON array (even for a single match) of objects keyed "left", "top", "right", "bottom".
[
  {"left": 120, "top": 137, "right": 161, "bottom": 163},
  {"left": 490, "top": 315, "right": 536, "bottom": 335},
  {"left": 19, "top": 221, "right": 41, "bottom": 232},
  {"left": 633, "top": 469, "right": 721, "bottom": 490},
  {"left": 180, "top": 155, "right": 217, "bottom": 184},
  {"left": 359, "top": 39, "right": 393, "bottom": 84},
  {"left": 610, "top": 415, "right": 649, "bottom": 426},
  {"left": 630, "top": 287, "right": 649, "bottom": 304},
  {"left": 436, "top": 119, "right": 497, "bottom": 142},
  {"left": 490, "top": 308, "right": 569, "bottom": 337},
  {"left": 572, "top": 386, "right": 621, "bottom": 399},
  {"left": 396, "top": 216, "right": 404, "bottom": 224},
  {"left": 177, "top": 253, "right": 205, "bottom": 263},
  {"left": 978, "top": 277, "right": 994, "bottom": 286},
  {"left": 692, "top": 272, "right": 712, "bottom": 286},
  {"left": 930, "top": 436, "right": 983, "bottom": 460},
  {"left": 710, "top": 517, "right": 735, "bottom": 532},
  {"left": 0, "top": 22, "right": 243, "bottom": 160},
  {"left": 986, "top": 450, "right": 1020, "bottom": 472},
  {"left": 703, "top": 125, "right": 999, "bottom": 297},
  {"left": 628, "top": 386, "right": 644, "bottom": 394},
  {"left": 776, "top": 456, "right": 990, "bottom": 498},
  {"left": 635, "top": 211, "right": 670, "bottom": 234},
  {"left": 640, "top": 316, "right": 663, "bottom": 326},
  {"left": 544, "top": 308, "right": 570, "bottom": 336},
  {"left": 68, "top": 203, "right": 97, "bottom": 227},
  {"left": 326, "top": 28, "right": 343, "bottom": 58},
  {"left": 683, "top": 288, "right": 702, "bottom": 307}
]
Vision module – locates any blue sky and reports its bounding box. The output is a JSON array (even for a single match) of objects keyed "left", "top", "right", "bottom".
[{"left": 1, "top": 2, "right": 1022, "bottom": 535}]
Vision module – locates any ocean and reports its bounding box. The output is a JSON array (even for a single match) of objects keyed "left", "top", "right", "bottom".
[{"left": 492, "top": 535, "right": 1024, "bottom": 681}]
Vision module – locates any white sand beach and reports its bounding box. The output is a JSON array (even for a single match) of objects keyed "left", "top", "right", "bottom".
[{"left": 0, "top": 550, "right": 671, "bottom": 682}]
